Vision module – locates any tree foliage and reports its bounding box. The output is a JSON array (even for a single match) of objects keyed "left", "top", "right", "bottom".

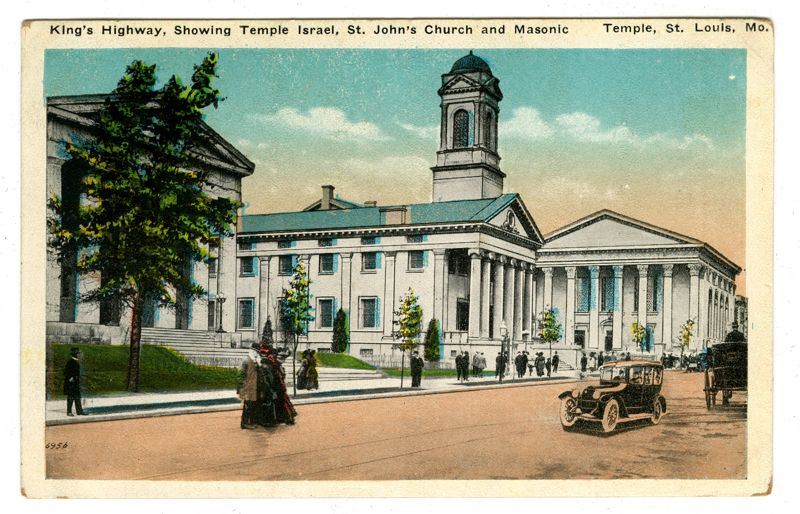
[
  {"left": 538, "top": 307, "right": 562, "bottom": 344},
  {"left": 678, "top": 318, "right": 696, "bottom": 356},
  {"left": 331, "top": 308, "right": 349, "bottom": 353},
  {"left": 423, "top": 318, "right": 440, "bottom": 362},
  {"left": 395, "top": 288, "right": 423, "bottom": 351},
  {"left": 631, "top": 321, "right": 646, "bottom": 351},
  {"left": 281, "top": 260, "right": 314, "bottom": 396},
  {"left": 47, "top": 52, "right": 239, "bottom": 391},
  {"left": 261, "top": 316, "right": 274, "bottom": 346}
]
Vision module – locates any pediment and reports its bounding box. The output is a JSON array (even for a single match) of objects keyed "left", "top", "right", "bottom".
[
  {"left": 543, "top": 211, "right": 698, "bottom": 249},
  {"left": 439, "top": 74, "right": 482, "bottom": 93},
  {"left": 486, "top": 198, "right": 544, "bottom": 245}
]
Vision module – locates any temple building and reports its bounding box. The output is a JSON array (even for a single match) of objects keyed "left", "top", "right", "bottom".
[{"left": 235, "top": 52, "right": 742, "bottom": 365}]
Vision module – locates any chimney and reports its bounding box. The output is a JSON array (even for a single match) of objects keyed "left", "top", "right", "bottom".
[
  {"left": 321, "top": 185, "right": 335, "bottom": 210},
  {"left": 364, "top": 200, "right": 377, "bottom": 207}
]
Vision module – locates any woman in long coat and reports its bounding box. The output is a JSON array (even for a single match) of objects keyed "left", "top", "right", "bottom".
[
  {"left": 306, "top": 350, "right": 319, "bottom": 390},
  {"left": 262, "top": 346, "right": 297, "bottom": 425},
  {"left": 296, "top": 350, "right": 309, "bottom": 390},
  {"left": 238, "top": 346, "right": 260, "bottom": 429}
]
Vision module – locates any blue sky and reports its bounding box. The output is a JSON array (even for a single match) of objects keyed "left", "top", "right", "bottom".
[{"left": 44, "top": 48, "right": 747, "bottom": 288}]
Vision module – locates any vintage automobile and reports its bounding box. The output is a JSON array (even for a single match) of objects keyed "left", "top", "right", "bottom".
[{"left": 558, "top": 360, "right": 668, "bottom": 433}]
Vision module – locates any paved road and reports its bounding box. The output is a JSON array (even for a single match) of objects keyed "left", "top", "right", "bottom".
[{"left": 45, "top": 371, "right": 746, "bottom": 480}]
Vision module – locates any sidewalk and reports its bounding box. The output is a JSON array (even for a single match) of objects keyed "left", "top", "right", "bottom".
[{"left": 46, "top": 370, "right": 582, "bottom": 426}]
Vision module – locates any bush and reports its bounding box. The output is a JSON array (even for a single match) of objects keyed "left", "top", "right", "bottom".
[
  {"left": 424, "top": 318, "right": 440, "bottom": 361},
  {"left": 331, "top": 308, "right": 349, "bottom": 353}
]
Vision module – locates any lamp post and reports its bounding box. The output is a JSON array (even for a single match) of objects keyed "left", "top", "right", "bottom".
[
  {"left": 216, "top": 292, "right": 226, "bottom": 333},
  {"left": 499, "top": 321, "right": 509, "bottom": 382}
]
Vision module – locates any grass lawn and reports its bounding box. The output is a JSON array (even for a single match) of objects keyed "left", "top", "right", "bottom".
[
  {"left": 47, "top": 343, "right": 240, "bottom": 397},
  {"left": 313, "top": 351, "right": 375, "bottom": 370}
]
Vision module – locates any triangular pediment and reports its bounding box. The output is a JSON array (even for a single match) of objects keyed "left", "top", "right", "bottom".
[
  {"left": 484, "top": 196, "right": 544, "bottom": 245},
  {"left": 440, "top": 74, "right": 483, "bottom": 93},
  {"left": 543, "top": 210, "right": 701, "bottom": 249}
]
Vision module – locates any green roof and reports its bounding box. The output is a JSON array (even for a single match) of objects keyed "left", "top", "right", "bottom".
[{"left": 240, "top": 194, "right": 519, "bottom": 234}]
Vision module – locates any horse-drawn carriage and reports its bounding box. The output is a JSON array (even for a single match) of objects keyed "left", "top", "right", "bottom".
[{"left": 703, "top": 341, "right": 747, "bottom": 409}]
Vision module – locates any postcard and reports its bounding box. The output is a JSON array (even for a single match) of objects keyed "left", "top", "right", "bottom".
[{"left": 20, "top": 17, "right": 773, "bottom": 497}]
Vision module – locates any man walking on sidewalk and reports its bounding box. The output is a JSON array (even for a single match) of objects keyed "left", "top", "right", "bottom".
[
  {"left": 410, "top": 351, "right": 424, "bottom": 387},
  {"left": 63, "top": 347, "right": 86, "bottom": 416},
  {"left": 238, "top": 343, "right": 260, "bottom": 429}
]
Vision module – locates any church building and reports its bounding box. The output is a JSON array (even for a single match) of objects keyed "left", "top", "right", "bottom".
[{"left": 235, "top": 52, "right": 742, "bottom": 365}]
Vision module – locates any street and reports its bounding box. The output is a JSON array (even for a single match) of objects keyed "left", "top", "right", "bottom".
[{"left": 45, "top": 371, "right": 746, "bottom": 480}]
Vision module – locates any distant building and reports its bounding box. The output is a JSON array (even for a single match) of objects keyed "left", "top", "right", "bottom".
[
  {"left": 46, "top": 95, "right": 254, "bottom": 346},
  {"left": 734, "top": 295, "right": 749, "bottom": 339},
  {"left": 236, "top": 53, "right": 743, "bottom": 364}
]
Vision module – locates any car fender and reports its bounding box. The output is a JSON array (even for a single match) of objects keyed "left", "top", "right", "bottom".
[
  {"left": 658, "top": 395, "right": 668, "bottom": 413},
  {"left": 558, "top": 390, "right": 574, "bottom": 400},
  {"left": 600, "top": 394, "right": 629, "bottom": 418}
]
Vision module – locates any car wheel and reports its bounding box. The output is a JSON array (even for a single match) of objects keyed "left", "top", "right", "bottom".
[
  {"left": 650, "top": 397, "right": 663, "bottom": 425},
  {"left": 601, "top": 398, "right": 619, "bottom": 433},
  {"left": 559, "top": 396, "right": 578, "bottom": 429}
]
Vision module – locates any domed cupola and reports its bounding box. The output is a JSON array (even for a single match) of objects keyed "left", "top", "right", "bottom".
[{"left": 431, "top": 52, "right": 505, "bottom": 202}]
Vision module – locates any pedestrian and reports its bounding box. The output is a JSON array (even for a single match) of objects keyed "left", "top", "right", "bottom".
[
  {"left": 580, "top": 352, "right": 588, "bottom": 373},
  {"left": 598, "top": 351, "right": 605, "bottom": 368},
  {"left": 306, "top": 350, "right": 319, "bottom": 390},
  {"left": 455, "top": 352, "right": 464, "bottom": 381},
  {"left": 261, "top": 344, "right": 297, "bottom": 425},
  {"left": 552, "top": 351, "right": 560, "bottom": 374},
  {"left": 522, "top": 351, "right": 529, "bottom": 378},
  {"left": 514, "top": 352, "right": 523, "bottom": 378},
  {"left": 589, "top": 352, "right": 597, "bottom": 371},
  {"left": 239, "top": 343, "right": 260, "bottom": 429},
  {"left": 472, "top": 352, "right": 479, "bottom": 377},
  {"left": 625, "top": 352, "right": 631, "bottom": 361},
  {"left": 296, "top": 350, "right": 310, "bottom": 390},
  {"left": 463, "top": 351, "right": 470, "bottom": 381},
  {"left": 545, "top": 357, "right": 552, "bottom": 377},
  {"left": 725, "top": 322, "right": 746, "bottom": 342},
  {"left": 479, "top": 352, "right": 487, "bottom": 377},
  {"left": 495, "top": 352, "right": 504, "bottom": 380},
  {"left": 256, "top": 355, "right": 278, "bottom": 427},
  {"left": 535, "top": 352, "right": 545, "bottom": 377},
  {"left": 410, "top": 350, "right": 424, "bottom": 387},
  {"left": 63, "top": 347, "right": 86, "bottom": 416}
]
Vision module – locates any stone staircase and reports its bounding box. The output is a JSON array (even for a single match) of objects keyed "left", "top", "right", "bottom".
[{"left": 141, "top": 327, "right": 248, "bottom": 368}]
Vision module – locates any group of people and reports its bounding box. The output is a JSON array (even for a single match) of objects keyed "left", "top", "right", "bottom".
[
  {"left": 454, "top": 351, "right": 472, "bottom": 382},
  {"left": 580, "top": 351, "right": 632, "bottom": 372},
  {"left": 239, "top": 342, "right": 297, "bottom": 429},
  {"left": 295, "top": 349, "right": 319, "bottom": 390}
]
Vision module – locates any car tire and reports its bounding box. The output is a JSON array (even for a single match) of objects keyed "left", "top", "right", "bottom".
[
  {"left": 559, "top": 396, "right": 578, "bottom": 429},
  {"left": 601, "top": 398, "right": 619, "bottom": 433},
  {"left": 650, "top": 397, "right": 663, "bottom": 425}
]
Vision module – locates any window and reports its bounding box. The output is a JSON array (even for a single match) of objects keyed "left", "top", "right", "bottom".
[
  {"left": 408, "top": 250, "right": 425, "bottom": 270},
  {"left": 601, "top": 276, "right": 614, "bottom": 312},
  {"left": 238, "top": 241, "right": 255, "bottom": 251},
  {"left": 239, "top": 256, "right": 256, "bottom": 276},
  {"left": 362, "top": 252, "right": 378, "bottom": 272},
  {"left": 647, "top": 272, "right": 662, "bottom": 312},
  {"left": 406, "top": 234, "right": 425, "bottom": 243},
  {"left": 319, "top": 254, "right": 335, "bottom": 274},
  {"left": 278, "top": 240, "right": 294, "bottom": 249},
  {"left": 318, "top": 298, "right": 334, "bottom": 328},
  {"left": 450, "top": 350, "right": 458, "bottom": 357},
  {"left": 359, "top": 348, "right": 374, "bottom": 359},
  {"left": 208, "top": 258, "right": 217, "bottom": 277},
  {"left": 207, "top": 300, "right": 216, "bottom": 331},
  {"left": 633, "top": 277, "right": 640, "bottom": 312},
  {"left": 238, "top": 298, "right": 255, "bottom": 329},
  {"left": 278, "top": 255, "right": 294, "bottom": 275},
  {"left": 574, "top": 330, "right": 586, "bottom": 348},
  {"left": 360, "top": 297, "right": 379, "bottom": 328},
  {"left": 361, "top": 236, "right": 378, "bottom": 245},
  {"left": 453, "top": 109, "right": 470, "bottom": 148},
  {"left": 577, "top": 272, "right": 590, "bottom": 312},
  {"left": 448, "top": 250, "right": 470, "bottom": 276},
  {"left": 484, "top": 109, "right": 495, "bottom": 149},
  {"left": 456, "top": 299, "right": 470, "bottom": 331},
  {"left": 318, "top": 238, "right": 336, "bottom": 247}
]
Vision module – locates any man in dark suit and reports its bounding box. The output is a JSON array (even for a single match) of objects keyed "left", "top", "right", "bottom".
[
  {"left": 63, "top": 347, "right": 86, "bottom": 416},
  {"left": 410, "top": 351, "right": 424, "bottom": 387},
  {"left": 552, "top": 351, "right": 560, "bottom": 373}
]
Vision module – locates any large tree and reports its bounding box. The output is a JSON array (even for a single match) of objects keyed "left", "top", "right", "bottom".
[
  {"left": 282, "top": 260, "right": 314, "bottom": 397},
  {"left": 394, "top": 288, "right": 423, "bottom": 389},
  {"left": 47, "top": 53, "right": 240, "bottom": 391}
]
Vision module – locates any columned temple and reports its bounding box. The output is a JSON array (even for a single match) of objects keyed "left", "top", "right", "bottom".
[{"left": 46, "top": 53, "right": 743, "bottom": 366}]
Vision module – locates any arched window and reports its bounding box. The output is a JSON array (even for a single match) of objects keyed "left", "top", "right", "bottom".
[
  {"left": 484, "top": 109, "right": 495, "bottom": 149},
  {"left": 453, "top": 109, "right": 470, "bottom": 148}
]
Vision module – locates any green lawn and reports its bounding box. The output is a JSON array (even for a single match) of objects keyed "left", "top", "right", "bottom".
[
  {"left": 313, "top": 351, "right": 375, "bottom": 370},
  {"left": 47, "top": 343, "right": 240, "bottom": 397}
]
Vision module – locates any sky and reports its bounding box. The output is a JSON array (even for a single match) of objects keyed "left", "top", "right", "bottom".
[{"left": 44, "top": 48, "right": 747, "bottom": 291}]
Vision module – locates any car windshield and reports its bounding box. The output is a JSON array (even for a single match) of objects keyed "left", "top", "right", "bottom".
[{"left": 601, "top": 367, "right": 627, "bottom": 382}]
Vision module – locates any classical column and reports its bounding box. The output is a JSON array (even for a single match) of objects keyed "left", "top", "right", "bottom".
[
  {"left": 637, "top": 264, "right": 649, "bottom": 334},
  {"left": 513, "top": 262, "right": 524, "bottom": 341},
  {"left": 492, "top": 257, "right": 505, "bottom": 340},
  {"left": 688, "top": 263, "right": 703, "bottom": 345},
  {"left": 523, "top": 264, "right": 533, "bottom": 338},
  {"left": 589, "top": 265, "right": 600, "bottom": 349},
  {"left": 542, "top": 267, "right": 554, "bottom": 310},
  {"left": 383, "top": 251, "right": 398, "bottom": 338},
  {"left": 661, "top": 264, "right": 674, "bottom": 350},
  {"left": 565, "top": 266, "right": 577, "bottom": 346},
  {"left": 432, "top": 249, "right": 447, "bottom": 327},
  {"left": 340, "top": 253, "right": 353, "bottom": 318},
  {"left": 468, "top": 248, "right": 482, "bottom": 339},
  {"left": 480, "top": 253, "right": 492, "bottom": 338},
  {"left": 257, "top": 256, "right": 271, "bottom": 338},
  {"left": 612, "top": 265, "right": 623, "bottom": 349},
  {"left": 529, "top": 264, "right": 538, "bottom": 331},
  {"left": 504, "top": 259, "right": 515, "bottom": 340}
]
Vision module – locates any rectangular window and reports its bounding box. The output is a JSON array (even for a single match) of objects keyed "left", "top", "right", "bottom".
[
  {"left": 318, "top": 238, "right": 336, "bottom": 247},
  {"left": 359, "top": 348, "right": 374, "bottom": 359},
  {"left": 208, "top": 258, "right": 217, "bottom": 277},
  {"left": 406, "top": 234, "right": 425, "bottom": 243},
  {"left": 278, "top": 255, "right": 294, "bottom": 275},
  {"left": 408, "top": 250, "right": 425, "bottom": 270},
  {"left": 278, "top": 240, "right": 294, "bottom": 249},
  {"left": 574, "top": 330, "right": 586, "bottom": 348},
  {"left": 362, "top": 252, "right": 378, "bottom": 272},
  {"left": 361, "top": 297, "right": 379, "bottom": 328},
  {"left": 238, "top": 298, "right": 255, "bottom": 329},
  {"left": 456, "top": 299, "right": 470, "bottom": 331},
  {"left": 647, "top": 273, "right": 662, "bottom": 312},
  {"left": 361, "top": 236, "right": 378, "bottom": 245},
  {"left": 207, "top": 300, "right": 216, "bottom": 331},
  {"left": 577, "top": 275, "right": 590, "bottom": 312},
  {"left": 318, "top": 298, "right": 334, "bottom": 328},
  {"left": 633, "top": 277, "right": 640, "bottom": 312},
  {"left": 239, "top": 256, "right": 256, "bottom": 276},
  {"left": 601, "top": 276, "right": 614, "bottom": 312},
  {"left": 319, "top": 254, "right": 335, "bottom": 274},
  {"left": 450, "top": 350, "right": 458, "bottom": 358},
  {"left": 238, "top": 241, "right": 255, "bottom": 251}
]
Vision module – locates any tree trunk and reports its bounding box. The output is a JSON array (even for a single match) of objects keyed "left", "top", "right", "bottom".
[
  {"left": 127, "top": 293, "right": 143, "bottom": 391},
  {"left": 400, "top": 350, "right": 406, "bottom": 389}
]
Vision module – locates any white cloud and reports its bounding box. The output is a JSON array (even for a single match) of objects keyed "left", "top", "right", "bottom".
[
  {"left": 502, "top": 106, "right": 714, "bottom": 151},
  {"left": 500, "top": 107, "right": 554, "bottom": 140},
  {"left": 254, "top": 107, "right": 390, "bottom": 143},
  {"left": 398, "top": 122, "right": 438, "bottom": 140}
]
